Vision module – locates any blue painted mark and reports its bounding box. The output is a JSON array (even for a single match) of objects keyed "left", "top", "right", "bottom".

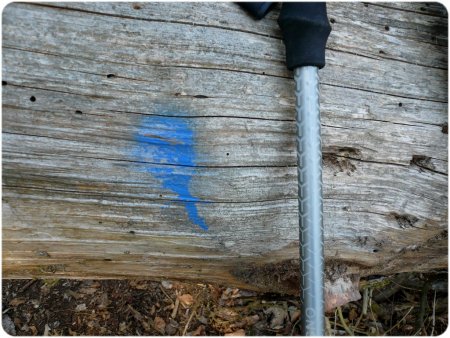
[{"left": 132, "top": 115, "right": 208, "bottom": 230}]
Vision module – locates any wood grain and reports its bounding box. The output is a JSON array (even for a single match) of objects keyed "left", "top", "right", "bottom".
[{"left": 2, "top": 2, "right": 448, "bottom": 293}]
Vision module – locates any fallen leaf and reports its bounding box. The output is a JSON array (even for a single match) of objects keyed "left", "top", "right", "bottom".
[
  {"left": 216, "top": 308, "right": 239, "bottom": 321},
  {"left": 99, "top": 309, "right": 110, "bottom": 321},
  {"left": 178, "top": 294, "right": 194, "bottom": 307},
  {"left": 150, "top": 305, "right": 156, "bottom": 315},
  {"left": 29, "top": 325, "right": 37, "bottom": 335},
  {"left": 130, "top": 281, "right": 148, "bottom": 290},
  {"left": 119, "top": 322, "right": 128, "bottom": 334},
  {"left": 68, "top": 328, "right": 77, "bottom": 336},
  {"left": 9, "top": 298, "right": 26, "bottom": 306},
  {"left": 208, "top": 284, "right": 222, "bottom": 301},
  {"left": 231, "top": 288, "right": 240, "bottom": 298},
  {"left": 79, "top": 287, "right": 98, "bottom": 295},
  {"left": 289, "top": 310, "right": 301, "bottom": 323},
  {"left": 225, "top": 329, "right": 246, "bottom": 336},
  {"left": 141, "top": 320, "right": 151, "bottom": 332},
  {"left": 223, "top": 288, "right": 233, "bottom": 297},
  {"left": 190, "top": 325, "right": 205, "bottom": 336},
  {"left": 13, "top": 317, "right": 21, "bottom": 327},
  {"left": 66, "top": 290, "right": 83, "bottom": 300},
  {"left": 97, "top": 293, "right": 110, "bottom": 310},
  {"left": 229, "top": 321, "right": 246, "bottom": 330},
  {"left": 154, "top": 316, "right": 166, "bottom": 334},
  {"left": 349, "top": 307, "right": 358, "bottom": 321},
  {"left": 244, "top": 314, "right": 260, "bottom": 326}
]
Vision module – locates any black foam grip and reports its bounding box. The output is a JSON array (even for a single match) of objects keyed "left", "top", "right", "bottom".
[
  {"left": 277, "top": 2, "right": 331, "bottom": 70},
  {"left": 238, "top": 2, "right": 273, "bottom": 20}
]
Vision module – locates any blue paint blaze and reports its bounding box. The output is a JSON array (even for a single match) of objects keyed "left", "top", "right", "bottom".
[{"left": 133, "top": 116, "right": 208, "bottom": 230}]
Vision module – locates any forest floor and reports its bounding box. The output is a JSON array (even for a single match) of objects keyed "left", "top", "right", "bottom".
[{"left": 2, "top": 270, "right": 447, "bottom": 336}]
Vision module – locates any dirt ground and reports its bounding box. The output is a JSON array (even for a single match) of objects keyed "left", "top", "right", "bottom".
[{"left": 2, "top": 271, "right": 448, "bottom": 336}]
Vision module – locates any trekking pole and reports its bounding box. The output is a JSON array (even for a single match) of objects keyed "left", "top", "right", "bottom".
[{"left": 239, "top": 2, "right": 331, "bottom": 335}]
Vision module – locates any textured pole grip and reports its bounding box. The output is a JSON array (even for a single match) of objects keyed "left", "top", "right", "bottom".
[
  {"left": 278, "top": 2, "right": 331, "bottom": 69},
  {"left": 294, "top": 66, "right": 324, "bottom": 336},
  {"left": 238, "top": 2, "right": 272, "bottom": 19}
]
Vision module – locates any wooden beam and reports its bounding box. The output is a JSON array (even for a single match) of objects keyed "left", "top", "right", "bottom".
[{"left": 2, "top": 2, "right": 448, "bottom": 295}]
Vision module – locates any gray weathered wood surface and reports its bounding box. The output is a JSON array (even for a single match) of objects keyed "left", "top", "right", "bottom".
[{"left": 2, "top": 2, "right": 448, "bottom": 294}]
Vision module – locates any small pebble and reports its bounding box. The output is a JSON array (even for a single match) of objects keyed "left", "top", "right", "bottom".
[
  {"left": 75, "top": 303, "right": 87, "bottom": 312},
  {"left": 161, "top": 280, "right": 173, "bottom": 289},
  {"left": 2, "top": 315, "right": 16, "bottom": 335},
  {"left": 197, "top": 315, "right": 208, "bottom": 325}
]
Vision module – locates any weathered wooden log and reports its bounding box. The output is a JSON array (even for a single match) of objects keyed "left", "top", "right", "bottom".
[{"left": 2, "top": 2, "right": 448, "bottom": 300}]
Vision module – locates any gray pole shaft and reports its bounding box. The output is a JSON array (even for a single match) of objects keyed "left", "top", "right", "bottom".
[{"left": 294, "top": 66, "right": 324, "bottom": 336}]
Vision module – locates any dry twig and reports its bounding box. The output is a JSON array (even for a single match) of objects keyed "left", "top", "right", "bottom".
[
  {"left": 416, "top": 282, "right": 431, "bottom": 333},
  {"left": 182, "top": 309, "right": 197, "bottom": 336},
  {"left": 337, "top": 306, "right": 354, "bottom": 336},
  {"left": 171, "top": 297, "right": 180, "bottom": 319},
  {"left": 160, "top": 285, "right": 174, "bottom": 304},
  {"left": 19, "top": 279, "right": 37, "bottom": 293},
  {"left": 182, "top": 290, "right": 203, "bottom": 336},
  {"left": 430, "top": 290, "right": 437, "bottom": 336},
  {"left": 383, "top": 305, "right": 414, "bottom": 336}
]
